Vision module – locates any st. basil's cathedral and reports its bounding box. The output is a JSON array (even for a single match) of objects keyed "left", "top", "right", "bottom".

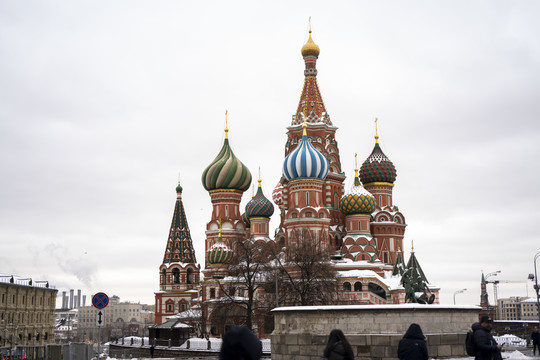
[{"left": 154, "top": 30, "right": 440, "bottom": 337}]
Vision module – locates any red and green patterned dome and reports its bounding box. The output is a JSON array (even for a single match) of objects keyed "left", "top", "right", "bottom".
[
  {"left": 245, "top": 180, "right": 274, "bottom": 218},
  {"left": 202, "top": 127, "right": 252, "bottom": 192},
  {"left": 339, "top": 171, "right": 376, "bottom": 215},
  {"left": 360, "top": 138, "right": 397, "bottom": 185},
  {"left": 207, "top": 233, "right": 233, "bottom": 265}
]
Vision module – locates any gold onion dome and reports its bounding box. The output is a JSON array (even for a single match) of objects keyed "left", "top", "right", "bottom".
[
  {"left": 339, "top": 170, "right": 376, "bottom": 215},
  {"left": 201, "top": 126, "right": 252, "bottom": 192},
  {"left": 301, "top": 30, "right": 320, "bottom": 57}
]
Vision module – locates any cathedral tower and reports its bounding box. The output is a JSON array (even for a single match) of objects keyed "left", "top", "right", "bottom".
[
  {"left": 155, "top": 182, "right": 200, "bottom": 324},
  {"left": 275, "top": 30, "right": 346, "bottom": 250},
  {"left": 360, "top": 127, "right": 406, "bottom": 266},
  {"left": 201, "top": 121, "right": 251, "bottom": 280}
]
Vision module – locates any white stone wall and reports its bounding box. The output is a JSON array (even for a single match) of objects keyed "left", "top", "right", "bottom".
[{"left": 271, "top": 304, "right": 480, "bottom": 360}]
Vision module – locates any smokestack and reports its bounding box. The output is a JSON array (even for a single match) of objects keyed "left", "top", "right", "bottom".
[
  {"left": 77, "top": 289, "right": 82, "bottom": 308},
  {"left": 82, "top": 295, "right": 86, "bottom": 307},
  {"left": 69, "top": 289, "right": 74, "bottom": 309},
  {"left": 62, "top": 291, "right": 68, "bottom": 309}
]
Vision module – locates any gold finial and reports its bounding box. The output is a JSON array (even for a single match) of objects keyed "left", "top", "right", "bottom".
[
  {"left": 258, "top": 166, "right": 262, "bottom": 187},
  {"left": 411, "top": 239, "right": 414, "bottom": 252},
  {"left": 302, "top": 120, "right": 307, "bottom": 136},
  {"left": 375, "top": 117, "right": 379, "bottom": 144},
  {"left": 225, "top": 110, "right": 229, "bottom": 139},
  {"left": 301, "top": 18, "right": 320, "bottom": 57},
  {"left": 218, "top": 219, "right": 222, "bottom": 238},
  {"left": 251, "top": 184, "right": 255, "bottom": 198},
  {"left": 354, "top": 153, "right": 358, "bottom": 177}
]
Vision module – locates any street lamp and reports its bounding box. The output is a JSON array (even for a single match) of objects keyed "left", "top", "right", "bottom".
[
  {"left": 531, "top": 252, "right": 540, "bottom": 327},
  {"left": 485, "top": 270, "right": 501, "bottom": 281},
  {"left": 454, "top": 288, "right": 467, "bottom": 304}
]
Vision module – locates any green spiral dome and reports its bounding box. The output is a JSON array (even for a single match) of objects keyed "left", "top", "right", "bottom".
[{"left": 202, "top": 134, "right": 252, "bottom": 192}]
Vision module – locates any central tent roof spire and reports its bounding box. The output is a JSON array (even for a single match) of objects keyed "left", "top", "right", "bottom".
[{"left": 293, "top": 21, "right": 331, "bottom": 126}]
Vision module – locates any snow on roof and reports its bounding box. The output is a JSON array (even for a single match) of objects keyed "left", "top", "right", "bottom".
[
  {"left": 168, "top": 308, "right": 202, "bottom": 319},
  {"left": 520, "top": 297, "right": 538, "bottom": 303},
  {"left": 338, "top": 269, "right": 402, "bottom": 290},
  {"left": 206, "top": 296, "right": 248, "bottom": 303},
  {"left": 272, "top": 304, "right": 481, "bottom": 312}
]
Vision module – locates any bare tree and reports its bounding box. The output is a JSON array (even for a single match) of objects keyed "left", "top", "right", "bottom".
[
  {"left": 273, "top": 229, "right": 339, "bottom": 306},
  {"left": 218, "top": 238, "right": 273, "bottom": 331}
]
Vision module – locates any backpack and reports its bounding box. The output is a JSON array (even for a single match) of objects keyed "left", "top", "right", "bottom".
[{"left": 465, "top": 330, "right": 476, "bottom": 356}]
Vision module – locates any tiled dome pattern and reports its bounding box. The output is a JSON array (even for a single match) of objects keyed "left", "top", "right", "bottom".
[
  {"left": 339, "top": 176, "right": 376, "bottom": 215},
  {"left": 359, "top": 143, "right": 397, "bottom": 184}
]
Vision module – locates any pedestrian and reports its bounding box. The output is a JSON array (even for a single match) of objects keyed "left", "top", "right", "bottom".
[
  {"left": 531, "top": 327, "right": 540, "bottom": 356},
  {"left": 219, "top": 326, "right": 262, "bottom": 360},
  {"left": 322, "top": 329, "right": 354, "bottom": 360},
  {"left": 472, "top": 315, "right": 503, "bottom": 360},
  {"left": 398, "top": 323, "right": 428, "bottom": 360},
  {"left": 149, "top": 344, "right": 154, "bottom": 358}
]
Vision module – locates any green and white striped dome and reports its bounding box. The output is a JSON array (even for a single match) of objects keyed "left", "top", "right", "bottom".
[{"left": 202, "top": 128, "right": 252, "bottom": 192}]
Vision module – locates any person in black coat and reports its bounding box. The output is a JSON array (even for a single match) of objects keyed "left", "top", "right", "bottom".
[
  {"left": 531, "top": 327, "right": 540, "bottom": 356},
  {"left": 322, "top": 329, "right": 354, "bottom": 360},
  {"left": 398, "top": 323, "right": 428, "bottom": 360},
  {"left": 219, "top": 326, "right": 262, "bottom": 360},
  {"left": 472, "top": 316, "right": 503, "bottom": 360}
]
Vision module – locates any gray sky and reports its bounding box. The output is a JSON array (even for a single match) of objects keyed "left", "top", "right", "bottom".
[{"left": 1, "top": 1, "right": 539, "bottom": 307}]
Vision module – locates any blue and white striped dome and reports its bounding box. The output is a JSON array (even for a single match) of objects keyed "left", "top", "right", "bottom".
[{"left": 283, "top": 123, "right": 329, "bottom": 181}]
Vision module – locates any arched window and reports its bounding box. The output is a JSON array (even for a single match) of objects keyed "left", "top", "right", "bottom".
[
  {"left": 354, "top": 282, "right": 362, "bottom": 292},
  {"left": 172, "top": 268, "right": 180, "bottom": 284},
  {"left": 383, "top": 253, "right": 388, "bottom": 263},
  {"left": 186, "top": 268, "right": 193, "bottom": 284},
  {"left": 343, "top": 282, "right": 351, "bottom": 292},
  {"left": 368, "top": 282, "right": 387, "bottom": 299}
]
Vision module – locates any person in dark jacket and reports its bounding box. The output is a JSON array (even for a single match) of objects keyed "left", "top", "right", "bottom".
[
  {"left": 219, "top": 326, "right": 262, "bottom": 360},
  {"left": 531, "top": 327, "right": 540, "bottom": 356},
  {"left": 472, "top": 316, "right": 503, "bottom": 360},
  {"left": 322, "top": 329, "right": 354, "bottom": 360},
  {"left": 397, "top": 323, "right": 428, "bottom": 360}
]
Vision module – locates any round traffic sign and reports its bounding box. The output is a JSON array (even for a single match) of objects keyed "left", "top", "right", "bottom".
[{"left": 92, "top": 292, "right": 109, "bottom": 309}]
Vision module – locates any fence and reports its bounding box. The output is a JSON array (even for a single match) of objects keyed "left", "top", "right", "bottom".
[{"left": 0, "top": 343, "right": 93, "bottom": 360}]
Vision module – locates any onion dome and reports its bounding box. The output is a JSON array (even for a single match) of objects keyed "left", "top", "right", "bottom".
[
  {"left": 245, "top": 179, "right": 274, "bottom": 218},
  {"left": 339, "top": 169, "right": 376, "bottom": 215},
  {"left": 175, "top": 181, "right": 183, "bottom": 193},
  {"left": 283, "top": 123, "right": 329, "bottom": 181},
  {"left": 301, "top": 30, "right": 320, "bottom": 57},
  {"left": 241, "top": 212, "right": 251, "bottom": 229},
  {"left": 201, "top": 126, "right": 252, "bottom": 192},
  {"left": 272, "top": 182, "right": 283, "bottom": 206},
  {"left": 207, "top": 230, "right": 233, "bottom": 265},
  {"left": 360, "top": 134, "right": 397, "bottom": 184}
]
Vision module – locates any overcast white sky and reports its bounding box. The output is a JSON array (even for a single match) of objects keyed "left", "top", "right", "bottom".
[{"left": 1, "top": 1, "right": 539, "bottom": 308}]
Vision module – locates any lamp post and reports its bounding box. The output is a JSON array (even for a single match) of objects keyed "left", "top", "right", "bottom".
[
  {"left": 532, "top": 252, "right": 540, "bottom": 327},
  {"left": 485, "top": 270, "right": 501, "bottom": 318},
  {"left": 453, "top": 288, "right": 467, "bottom": 304}
]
